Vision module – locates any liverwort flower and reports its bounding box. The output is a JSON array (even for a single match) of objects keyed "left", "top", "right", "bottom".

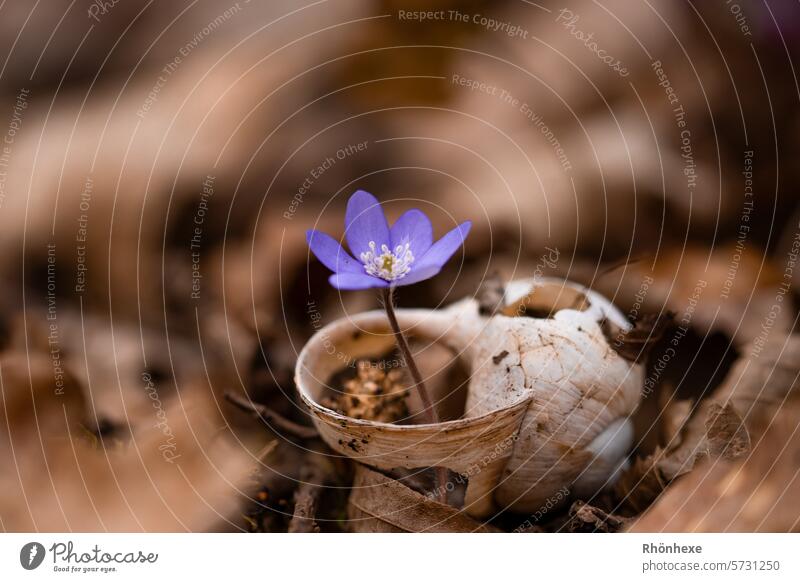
[
  {"left": 306, "top": 190, "right": 471, "bottom": 290},
  {"left": 305, "top": 189, "right": 470, "bottom": 504}
]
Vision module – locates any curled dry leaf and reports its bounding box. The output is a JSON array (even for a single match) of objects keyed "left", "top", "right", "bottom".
[
  {"left": 614, "top": 402, "right": 750, "bottom": 514},
  {"left": 601, "top": 313, "right": 675, "bottom": 364},
  {"left": 631, "top": 398, "right": 800, "bottom": 532},
  {"left": 660, "top": 398, "right": 693, "bottom": 445},
  {"left": 566, "top": 500, "right": 630, "bottom": 533},
  {"left": 590, "top": 246, "right": 790, "bottom": 349},
  {"left": 296, "top": 277, "right": 643, "bottom": 517},
  {"left": 347, "top": 465, "right": 498, "bottom": 533},
  {"left": 630, "top": 333, "right": 800, "bottom": 532},
  {"left": 715, "top": 333, "right": 800, "bottom": 421},
  {"left": 662, "top": 402, "right": 750, "bottom": 479},
  {"left": 703, "top": 403, "right": 751, "bottom": 460}
]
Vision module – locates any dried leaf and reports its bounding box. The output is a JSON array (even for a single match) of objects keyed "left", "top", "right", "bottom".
[
  {"left": 704, "top": 403, "right": 750, "bottom": 460},
  {"left": 631, "top": 334, "right": 800, "bottom": 531},
  {"left": 566, "top": 501, "right": 630, "bottom": 532},
  {"left": 615, "top": 402, "right": 750, "bottom": 514},
  {"left": 631, "top": 399, "right": 800, "bottom": 532},
  {"left": 661, "top": 398, "right": 692, "bottom": 444},
  {"left": 296, "top": 306, "right": 531, "bottom": 519},
  {"left": 614, "top": 453, "right": 668, "bottom": 515},
  {"left": 347, "top": 465, "right": 497, "bottom": 533},
  {"left": 602, "top": 312, "right": 674, "bottom": 363}
]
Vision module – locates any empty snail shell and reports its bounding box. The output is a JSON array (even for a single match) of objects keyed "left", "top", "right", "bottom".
[{"left": 295, "top": 277, "right": 643, "bottom": 518}]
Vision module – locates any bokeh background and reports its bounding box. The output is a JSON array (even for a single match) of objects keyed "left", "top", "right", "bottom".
[{"left": 1, "top": 0, "right": 799, "bottom": 532}]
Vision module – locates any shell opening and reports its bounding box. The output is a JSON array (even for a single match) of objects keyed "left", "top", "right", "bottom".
[{"left": 502, "top": 281, "right": 590, "bottom": 319}]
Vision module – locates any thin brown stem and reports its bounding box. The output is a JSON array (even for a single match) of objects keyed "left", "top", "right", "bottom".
[
  {"left": 225, "top": 392, "right": 319, "bottom": 440},
  {"left": 381, "top": 287, "right": 448, "bottom": 505}
]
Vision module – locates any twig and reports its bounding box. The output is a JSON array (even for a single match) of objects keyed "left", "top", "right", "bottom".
[
  {"left": 288, "top": 449, "right": 334, "bottom": 533},
  {"left": 289, "top": 486, "right": 320, "bottom": 533},
  {"left": 225, "top": 392, "right": 319, "bottom": 440},
  {"left": 381, "top": 287, "right": 448, "bottom": 505}
]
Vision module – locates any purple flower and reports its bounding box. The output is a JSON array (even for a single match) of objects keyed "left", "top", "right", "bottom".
[{"left": 306, "top": 190, "right": 471, "bottom": 290}]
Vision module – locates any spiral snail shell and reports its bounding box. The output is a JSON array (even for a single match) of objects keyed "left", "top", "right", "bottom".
[{"left": 295, "top": 277, "right": 642, "bottom": 517}]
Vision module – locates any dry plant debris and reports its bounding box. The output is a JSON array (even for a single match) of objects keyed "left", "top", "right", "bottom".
[
  {"left": 615, "top": 402, "right": 750, "bottom": 515},
  {"left": 288, "top": 446, "right": 337, "bottom": 533},
  {"left": 347, "top": 465, "right": 498, "bottom": 533},
  {"left": 630, "top": 334, "right": 800, "bottom": 531},
  {"left": 601, "top": 313, "right": 675, "bottom": 364},
  {"left": 325, "top": 359, "right": 409, "bottom": 423},
  {"left": 566, "top": 501, "right": 631, "bottom": 533}
]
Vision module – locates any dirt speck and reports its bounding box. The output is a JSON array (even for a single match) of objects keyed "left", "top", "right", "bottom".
[{"left": 493, "top": 350, "right": 509, "bottom": 364}]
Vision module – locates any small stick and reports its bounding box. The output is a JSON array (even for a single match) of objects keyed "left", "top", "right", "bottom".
[
  {"left": 289, "top": 486, "right": 320, "bottom": 533},
  {"left": 289, "top": 449, "right": 334, "bottom": 533},
  {"left": 225, "top": 392, "right": 319, "bottom": 440},
  {"left": 381, "top": 287, "right": 448, "bottom": 505}
]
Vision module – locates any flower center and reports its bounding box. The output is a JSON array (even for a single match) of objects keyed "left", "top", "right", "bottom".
[{"left": 360, "top": 241, "right": 414, "bottom": 281}]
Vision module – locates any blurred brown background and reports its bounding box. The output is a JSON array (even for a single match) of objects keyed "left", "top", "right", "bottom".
[{"left": 1, "top": 0, "right": 799, "bottom": 532}]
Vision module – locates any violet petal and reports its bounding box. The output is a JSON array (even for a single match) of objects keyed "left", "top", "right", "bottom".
[
  {"left": 395, "top": 221, "right": 471, "bottom": 286},
  {"left": 390, "top": 209, "right": 433, "bottom": 256},
  {"left": 329, "top": 272, "right": 389, "bottom": 290},
  {"left": 306, "top": 230, "right": 363, "bottom": 274},
  {"left": 344, "top": 190, "right": 390, "bottom": 257},
  {"left": 393, "top": 265, "right": 442, "bottom": 287}
]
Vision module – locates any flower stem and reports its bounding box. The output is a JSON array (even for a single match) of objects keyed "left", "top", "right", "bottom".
[{"left": 381, "top": 287, "right": 448, "bottom": 505}]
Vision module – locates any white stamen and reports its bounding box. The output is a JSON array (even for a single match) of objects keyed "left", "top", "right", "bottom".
[{"left": 360, "top": 240, "right": 414, "bottom": 281}]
